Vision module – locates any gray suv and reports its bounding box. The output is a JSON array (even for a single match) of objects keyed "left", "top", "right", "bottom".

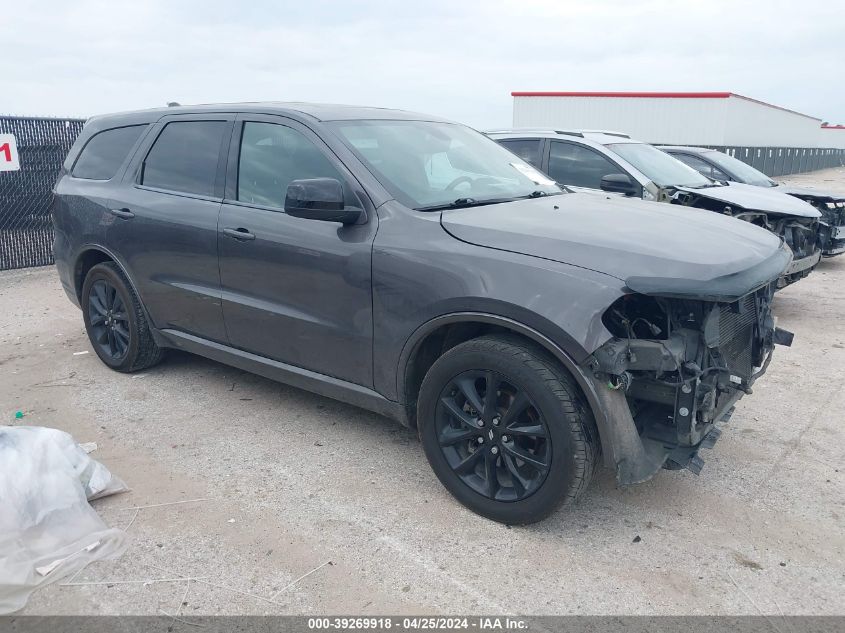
[{"left": 53, "top": 104, "right": 792, "bottom": 523}]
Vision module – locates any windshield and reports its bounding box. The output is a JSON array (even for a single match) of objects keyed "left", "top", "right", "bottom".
[
  {"left": 608, "top": 142, "right": 713, "bottom": 188},
  {"left": 329, "top": 120, "right": 561, "bottom": 209},
  {"left": 703, "top": 150, "right": 776, "bottom": 187}
]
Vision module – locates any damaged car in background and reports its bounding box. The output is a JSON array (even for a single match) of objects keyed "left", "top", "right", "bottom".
[
  {"left": 489, "top": 130, "right": 823, "bottom": 287},
  {"left": 661, "top": 145, "right": 845, "bottom": 257}
]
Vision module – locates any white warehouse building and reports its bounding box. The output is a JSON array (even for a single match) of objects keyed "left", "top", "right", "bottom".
[
  {"left": 511, "top": 91, "right": 825, "bottom": 148},
  {"left": 820, "top": 124, "right": 845, "bottom": 150}
]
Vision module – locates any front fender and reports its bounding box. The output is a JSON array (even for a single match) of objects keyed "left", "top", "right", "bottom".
[{"left": 396, "top": 311, "right": 628, "bottom": 469}]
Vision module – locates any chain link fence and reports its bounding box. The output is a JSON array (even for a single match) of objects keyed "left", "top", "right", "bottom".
[{"left": 0, "top": 116, "right": 85, "bottom": 271}]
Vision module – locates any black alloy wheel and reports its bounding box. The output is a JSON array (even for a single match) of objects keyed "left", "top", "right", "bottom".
[
  {"left": 418, "top": 335, "right": 599, "bottom": 524},
  {"left": 435, "top": 370, "right": 551, "bottom": 502},
  {"left": 87, "top": 279, "right": 130, "bottom": 361},
  {"left": 81, "top": 261, "right": 164, "bottom": 372}
]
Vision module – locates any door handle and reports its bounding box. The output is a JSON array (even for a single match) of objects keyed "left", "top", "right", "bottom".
[
  {"left": 109, "top": 208, "right": 135, "bottom": 219},
  {"left": 222, "top": 227, "right": 256, "bottom": 241}
]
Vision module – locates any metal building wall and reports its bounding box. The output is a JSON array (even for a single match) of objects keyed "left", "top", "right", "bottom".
[
  {"left": 723, "top": 95, "right": 822, "bottom": 147},
  {"left": 820, "top": 126, "right": 845, "bottom": 150},
  {"left": 512, "top": 92, "right": 825, "bottom": 148},
  {"left": 512, "top": 94, "right": 730, "bottom": 145}
]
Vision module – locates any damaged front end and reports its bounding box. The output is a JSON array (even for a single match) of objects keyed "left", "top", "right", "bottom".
[
  {"left": 585, "top": 285, "right": 792, "bottom": 484},
  {"left": 790, "top": 197, "right": 845, "bottom": 257},
  {"left": 671, "top": 190, "right": 821, "bottom": 287}
]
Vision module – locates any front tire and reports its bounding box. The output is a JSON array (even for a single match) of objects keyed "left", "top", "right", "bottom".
[
  {"left": 81, "top": 262, "right": 164, "bottom": 372},
  {"left": 418, "top": 335, "right": 599, "bottom": 524}
]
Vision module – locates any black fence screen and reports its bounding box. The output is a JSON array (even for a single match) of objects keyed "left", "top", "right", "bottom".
[
  {"left": 0, "top": 116, "right": 84, "bottom": 271},
  {"left": 710, "top": 145, "right": 845, "bottom": 177}
]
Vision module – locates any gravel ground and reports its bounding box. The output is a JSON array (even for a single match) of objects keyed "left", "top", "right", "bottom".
[{"left": 2, "top": 167, "right": 844, "bottom": 616}]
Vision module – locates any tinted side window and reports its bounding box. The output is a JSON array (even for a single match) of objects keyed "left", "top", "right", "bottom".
[
  {"left": 672, "top": 153, "right": 723, "bottom": 180},
  {"left": 237, "top": 122, "right": 343, "bottom": 209},
  {"left": 548, "top": 142, "right": 621, "bottom": 189},
  {"left": 142, "top": 121, "right": 226, "bottom": 196},
  {"left": 72, "top": 125, "right": 146, "bottom": 180},
  {"left": 498, "top": 139, "right": 542, "bottom": 167}
]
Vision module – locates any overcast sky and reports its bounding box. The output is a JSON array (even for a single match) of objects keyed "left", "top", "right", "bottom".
[{"left": 3, "top": 0, "right": 843, "bottom": 128}]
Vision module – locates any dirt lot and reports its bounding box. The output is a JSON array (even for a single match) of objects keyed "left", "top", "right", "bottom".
[{"left": 3, "top": 168, "right": 844, "bottom": 616}]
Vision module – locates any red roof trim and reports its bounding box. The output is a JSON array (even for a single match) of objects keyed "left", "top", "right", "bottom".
[
  {"left": 822, "top": 124, "right": 845, "bottom": 130},
  {"left": 510, "top": 91, "right": 732, "bottom": 98},
  {"left": 510, "top": 91, "right": 822, "bottom": 121}
]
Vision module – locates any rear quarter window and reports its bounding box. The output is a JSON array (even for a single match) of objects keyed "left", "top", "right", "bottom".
[{"left": 71, "top": 125, "right": 147, "bottom": 180}]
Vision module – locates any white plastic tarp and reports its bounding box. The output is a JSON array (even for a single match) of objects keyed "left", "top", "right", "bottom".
[{"left": 0, "top": 426, "right": 129, "bottom": 614}]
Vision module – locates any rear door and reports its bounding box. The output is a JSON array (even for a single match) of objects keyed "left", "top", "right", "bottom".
[
  {"left": 217, "top": 115, "right": 377, "bottom": 386},
  {"left": 110, "top": 114, "right": 233, "bottom": 342}
]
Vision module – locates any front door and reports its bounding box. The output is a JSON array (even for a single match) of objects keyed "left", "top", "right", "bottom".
[
  {"left": 546, "top": 140, "right": 640, "bottom": 197},
  {"left": 217, "top": 116, "right": 376, "bottom": 387}
]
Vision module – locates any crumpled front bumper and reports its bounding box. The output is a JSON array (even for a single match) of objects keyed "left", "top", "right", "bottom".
[
  {"left": 778, "top": 248, "right": 821, "bottom": 288},
  {"left": 584, "top": 371, "right": 744, "bottom": 485},
  {"left": 821, "top": 223, "right": 845, "bottom": 257}
]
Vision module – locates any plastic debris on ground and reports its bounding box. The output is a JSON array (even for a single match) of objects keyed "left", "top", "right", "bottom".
[{"left": 0, "top": 426, "right": 130, "bottom": 614}]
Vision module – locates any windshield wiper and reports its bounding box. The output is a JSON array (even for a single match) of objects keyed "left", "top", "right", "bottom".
[
  {"left": 416, "top": 197, "right": 522, "bottom": 212},
  {"left": 416, "top": 190, "right": 565, "bottom": 212}
]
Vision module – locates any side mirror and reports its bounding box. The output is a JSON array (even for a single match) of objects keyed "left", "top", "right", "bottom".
[
  {"left": 600, "top": 173, "right": 638, "bottom": 196},
  {"left": 284, "top": 178, "right": 363, "bottom": 224}
]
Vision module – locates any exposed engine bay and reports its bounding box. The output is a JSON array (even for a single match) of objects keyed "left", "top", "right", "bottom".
[{"left": 590, "top": 287, "right": 793, "bottom": 474}]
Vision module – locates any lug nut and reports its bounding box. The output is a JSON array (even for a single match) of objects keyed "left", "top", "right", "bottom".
[
  {"left": 491, "top": 446, "right": 499, "bottom": 455},
  {"left": 501, "top": 435, "right": 509, "bottom": 443},
  {"left": 679, "top": 407, "right": 690, "bottom": 417},
  {"left": 477, "top": 437, "right": 484, "bottom": 444},
  {"left": 681, "top": 384, "right": 692, "bottom": 394},
  {"left": 477, "top": 419, "right": 485, "bottom": 427},
  {"left": 492, "top": 416, "right": 501, "bottom": 426}
]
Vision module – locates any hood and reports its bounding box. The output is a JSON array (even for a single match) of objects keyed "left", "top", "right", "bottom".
[
  {"left": 441, "top": 194, "right": 790, "bottom": 302},
  {"left": 775, "top": 184, "right": 845, "bottom": 202},
  {"left": 678, "top": 182, "right": 821, "bottom": 218}
]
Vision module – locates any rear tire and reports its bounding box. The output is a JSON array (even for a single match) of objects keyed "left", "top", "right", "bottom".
[
  {"left": 82, "top": 262, "right": 164, "bottom": 372},
  {"left": 418, "top": 335, "right": 599, "bottom": 524}
]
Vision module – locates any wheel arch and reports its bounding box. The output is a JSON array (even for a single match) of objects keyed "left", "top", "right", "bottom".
[
  {"left": 398, "top": 313, "right": 610, "bottom": 457},
  {"left": 72, "top": 244, "right": 167, "bottom": 347}
]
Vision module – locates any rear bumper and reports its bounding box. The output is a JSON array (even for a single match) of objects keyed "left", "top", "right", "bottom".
[{"left": 52, "top": 228, "right": 79, "bottom": 308}]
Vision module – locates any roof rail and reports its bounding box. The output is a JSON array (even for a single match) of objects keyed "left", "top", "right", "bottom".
[
  {"left": 485, "top": 128, "right": 571, "bottom": 135},
  {"left": 576, "top": 130, "right": 631, "bottom": 139},
  {"left": 486, "top": 128, "right": 631, "bottom": 139}
]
